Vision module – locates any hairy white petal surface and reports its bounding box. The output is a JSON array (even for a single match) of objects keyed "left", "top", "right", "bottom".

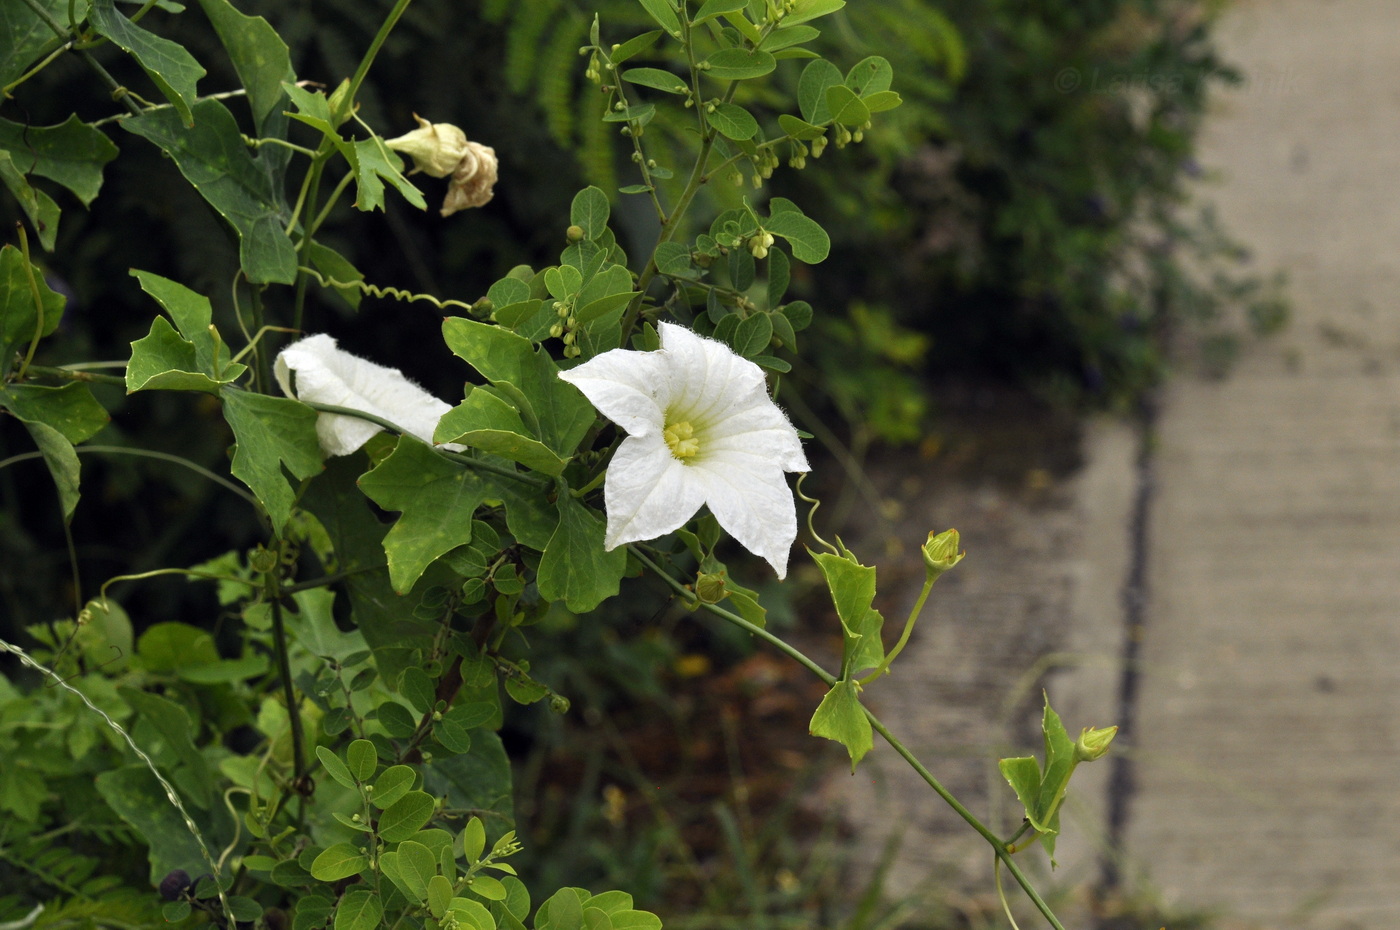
[
  {"left": 559, "top": 322, "right": 809, "bottom": 577},
  {"left": 274, "top": 334, "right": 461, "bottom": 456}
]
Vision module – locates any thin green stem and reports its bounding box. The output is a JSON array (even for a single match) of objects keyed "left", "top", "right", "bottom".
[
  {"left": 0, "top": 445, "right": 259, "bottom": 507},
  {"left": 288, "top": 142, "right": 334, "bottom": 333},
  {"left": 858, "top": 574, "right": 937, "bottom": 685},
  {"left": 1, "top": 40, "right": 71, "bottom": 98},
  {"left": 245, "top": 136, "right": 319, "bottom": 158},
  {"left": 15, "top": 0, "right": 143, "bottom": 118},
  {"left": 98, "top": 568, "right": 256, "bottom": 604},
  {"left": 627, "top": 546, "right": 834, "bottom": 685},
  {"left": 269, "top": 593, "right": 306, "bottom": 784},
  {"left": 22, "top": 364, "right": 125, "bottom": 384},
  {"left": 249, "top": 286, "right": 269, "bottom": 392},
  {"left": 280, "top": 568, "right": 375, "bottom": 595},
  {"left": 310, "top": 169, "right": 356, "bottom": 232},
  {"left": 344, "top": 0, "right": 414, "bottom": 110},
  {"left": 300, "top": 402, "right": 549, "bottom": 488},
  {"left": 15, "top": 225, "right": 44, "bottom": 381},
  {"left": 628, "top": 544, "right": 1066, "bottom": 930},
  {"left": 864, "top": 714, "right": 1065, "bottom": 930}
]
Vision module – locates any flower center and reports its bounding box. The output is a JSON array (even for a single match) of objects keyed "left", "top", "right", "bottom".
[{"left": 664, "top": 420, "right": 700, "bottom": 461}]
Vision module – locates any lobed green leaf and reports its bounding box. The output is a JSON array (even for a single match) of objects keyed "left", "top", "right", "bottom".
[{"left": 88, "top": 0, "right": 205, "bottom": 126}]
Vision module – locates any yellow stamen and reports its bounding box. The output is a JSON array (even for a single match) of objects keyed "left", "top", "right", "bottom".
[{"left": 664, "top": 420, "right": 700, "bottom": 460}]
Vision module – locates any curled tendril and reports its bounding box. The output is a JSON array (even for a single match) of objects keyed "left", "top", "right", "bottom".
[
  {"left": 796, "top": 473, "right": 838, "bottom": 556},
  {"left": 298, "top": 266, "right": 478, "bottom": 314}
]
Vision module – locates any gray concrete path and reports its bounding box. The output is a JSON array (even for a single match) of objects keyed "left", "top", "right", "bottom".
[
  {"left": 1119, "top": 2, "right": 1400, "bottom": 926},
  {"left": 829, "top": 3, "right": 1400, "bottom": 927}
]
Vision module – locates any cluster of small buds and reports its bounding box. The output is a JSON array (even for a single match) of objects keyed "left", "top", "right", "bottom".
[
  {"left": 765, "top": 0, "right": 801, "bottom": 25},
  {"left": 832, "top": 121, "right": 872, "bottom": 150},
  {"left": 584, "top": 51, "right": 601, "bottom": 82},
  {"left": 551, "top": 300, "right": 582, "bottom": 358},
  {"left": 749, "top": 231, "right": 775, "bottom": 259},
  {"left": 788, "top": 140, "right": 809, "bottom": 169},
  {"left": 749, "top": 149, "right": 780, "bottom": 187},
  {"left": 811, "top": 133, "right": 829, "bottom": 158}
]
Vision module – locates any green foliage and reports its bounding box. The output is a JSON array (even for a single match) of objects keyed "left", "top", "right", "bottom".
[{"left": 0, "top": 1, "right": 1132, "bottom": 927}]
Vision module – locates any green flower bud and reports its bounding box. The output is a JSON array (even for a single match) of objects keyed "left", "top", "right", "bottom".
[
  {"left": 921, "top": 529, "right": 964, "bottom": 581},
  {"left": 1074, "top": 725, "right": 1118, "bottom": 762},
  {"left": 549, "top": 694, "right": 571, "bottom": 714},
  {"left": 566, "top": 224, "right": 585, "bottom": 242},
  {"left": 473, "top": 297, "right": 493, "bottom": 314},
  {"left": 695, "top": 571, "right": 727, "bottom": 604}
]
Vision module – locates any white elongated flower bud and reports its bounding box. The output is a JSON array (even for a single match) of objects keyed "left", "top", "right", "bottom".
[{"left": 385, "top": 115, "right": 470, "bottom": 178}]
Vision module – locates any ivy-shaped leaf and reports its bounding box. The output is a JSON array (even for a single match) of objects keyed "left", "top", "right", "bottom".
[
  {"left": 356, "top": 436, "right": 493, "bottom": 593},
  {"left": 350, "top": 138, "right": 426, "bottom": 212},
  {"left": 0, "top": 116, "right": 119, "bottom": 207},
  {"left": 88, "top": 0, "right": 205, "bottom": 127},
  {"left": 435, "top": 388, "right": 567, "bottom": 476},
  {"left": 536, "top": 493, "right": 627, "bottom": 612},
  {"left": 809, "top": 677, "right": 872, "bottom": 770},
  {"left": 194, "top": 0, "right": 293, "bottom": 135},
  {"left": 0, "top": 151, "right": 59, "bottom": 251},
  {"left": 1, "top": 0, "right": 79, "bottom": 88},
  {"left": 123, "top": 100, "right": 297, "bottom": 284},
  {"left": 0, "top": 383, "right": 105, "bottom": 444},
  {"left": 221, "top": 388, "right": 324, "bottom": 533},
  {"left": 19, "top": 419, "right": 79, "bottom": 520},
  {"left": 442, "top": 318, "right": 594, "bottom": 458},
  {"left": 0, "top": 243, "right": 63, "bottom": 375},
  {"left": 810, "top": 544, "right": 884, "bottom": 676},
  {"left": 132, "top": 270, "right": 242, "bottom": 381}
]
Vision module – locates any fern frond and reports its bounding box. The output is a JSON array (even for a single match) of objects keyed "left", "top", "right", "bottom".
[
  {"left": 504, "top": 0, "right": 562, "bottom": 95},
  {"left": 538, "top": 14, "right": 589, "bottom": 144}
]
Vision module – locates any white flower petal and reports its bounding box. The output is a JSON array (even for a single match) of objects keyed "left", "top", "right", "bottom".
[
  {"left": 689, "top": 456, "right": 800, "bottom": 579},
  {"left": 558, "top": 349, "right": 671, "bottom": 437},
  {"left": 699, "top": 402, "right": 810, "bottom": 472},
  {"left": 275, "top": 334, "right": 460, "bottom": 456},
  {"left": 603, "top": 434, "right": 707, "bottom": 548},
  {"left": 656, "top": 322, "right": 767, "bottom": 423},
  {"left": 558, "top": 322, "right": 809, "bottom": 577}
]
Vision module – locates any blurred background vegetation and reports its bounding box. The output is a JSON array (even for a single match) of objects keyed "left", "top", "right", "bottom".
[{"left": 1, "top": 0, "right": 1280, "bottom": 925}]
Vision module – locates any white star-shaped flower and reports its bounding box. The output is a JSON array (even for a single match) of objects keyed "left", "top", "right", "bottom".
[
  {"left": 274, "top": 334, "right": 462, "bottom": 456},
  {"left": 558, "top": 322, "right": 810, "bottom": 578}
]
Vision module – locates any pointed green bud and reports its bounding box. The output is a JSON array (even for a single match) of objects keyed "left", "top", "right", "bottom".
[
  {"left": 921, "top": 528, "right": 964, "bottom": 580},
  {"left": 1074, "top": 725, "right": 1118, "bottom": 762},
  {"left": 327, "top": 78, "right": 354, "bottom": 127}
]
